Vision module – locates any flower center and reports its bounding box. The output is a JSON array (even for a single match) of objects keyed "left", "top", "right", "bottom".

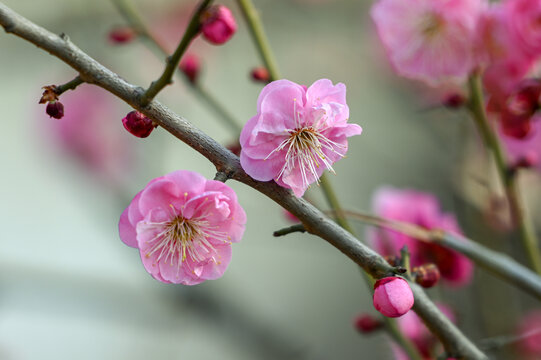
[
  {"left": 143, "top": 211, "right": 229, "bottom": 268},
  {"left": 420, "top": 13, "right": 444, "bottom": 38},
  {"left": 266, "top": 124, "right": 346, "bottom": 189}
]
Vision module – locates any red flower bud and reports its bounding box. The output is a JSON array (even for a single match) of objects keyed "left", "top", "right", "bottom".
[
  {"left": 250, "top": 67, "right": 270, "bottom": 83},
  {"left": 413, "top": 263, "right": 441, "bottom": 288},
  {"left": 373, "top": 277, "right": 414, "bottom": 318},
  {"left": 353, "top": 314, "right": 383, "bottom": 334},
  {"left": 46, "top": 101, "right": 64, "bottom": 119},
  {"left": 122, "top": 111, "right": 156, "bottom": 138},
  {"left": 200, "top": 5, "right": 237, "bottom": 45},
  {"left": 442, "top": 93, "right": 465, "bottom": 108},
  {"left": 109, "top": 26, "right": 136, "bottom": 44},
  {"left": 180, "top": 54, "right": 200, "bottom": 84}
]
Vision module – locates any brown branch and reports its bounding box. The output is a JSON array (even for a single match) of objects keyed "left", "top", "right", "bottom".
[{"left": 0, "top": 4, "right": 486, "bottom": 359}]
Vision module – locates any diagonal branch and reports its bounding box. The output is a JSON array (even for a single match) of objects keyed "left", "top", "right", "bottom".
[{"left": 0, "top": 4, "right": 486, "bottom": 359}]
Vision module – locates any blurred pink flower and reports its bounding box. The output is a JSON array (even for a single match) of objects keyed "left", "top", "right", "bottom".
[
  {"left": 393, "top": 303, "right": 455, "bottom": 359},
  {"left": 373, "top": 277, "right": 414, "bottom": 318},
  {"left": 240, "top": 79, "right": 362, "bottom": 197},
  {"left": 119, "top": 170, "right": 246, "bottom": 285},
  {"left": 516, "top": 309, "right": 541, "bottom": 358},
  {"left": 368, "top": 187, "right": 473, "bottom": 286},
  {"left": 371, "top": 0, "right": 486, "bottom": 86},
  {"left": 506, "top": 0, "right": 541, "bottom": 57},
  {"left": 476, "top": 4, "right": 536, "bottom": 99},
  {"left": 44, "top": 84, "right": 135, "bottom": 182}
]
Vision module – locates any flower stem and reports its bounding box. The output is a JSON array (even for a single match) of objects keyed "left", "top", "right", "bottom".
[
  {"left": 319, "top": 173, "right": 355, "bottom": 233},
  {"left": 111, "top": 0, "right": 241, "bottom": 133},
  {"left": 467, "top": 73, "right": 541, "bottom": 275},
  {"left": 110, "top": 0, "right": 170, "bottom": 54},
  {"left": 235, "top": 0, "right": 281, "bottom": 81},
  {"left": 139, "top": 0, "right": 213, "bottom": 106},
  {"left": 55, "top": 75, "right": 84, "bottom": 95},
  {"left": 191, "top": 83, "right": 242, "bottom": 134}
]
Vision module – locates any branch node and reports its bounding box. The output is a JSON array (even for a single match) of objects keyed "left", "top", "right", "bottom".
[{"left": 214, "top": 171, "right": 229, "bottom": 182}]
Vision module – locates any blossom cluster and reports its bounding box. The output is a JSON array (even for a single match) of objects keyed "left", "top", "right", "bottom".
[{"left": 371, "top": 0, "right": 541, "bottom": 145}]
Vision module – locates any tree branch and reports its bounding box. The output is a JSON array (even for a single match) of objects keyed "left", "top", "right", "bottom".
[
  {"left": 0, "top": 4, "right": 485, "bottom": 359},
  {"left": 331, "top": 209, "right": 541, "bottom": 301}
]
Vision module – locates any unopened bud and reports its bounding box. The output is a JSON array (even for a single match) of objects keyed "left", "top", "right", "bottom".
[
  {"left": 122, "top": 111, "right": 156, "bottom": 138},
  {"left": 373, "top": 277, "right": 414, "bottom": 318},
  {"left": 200, "top": 5, "right": 237, "bottom": 45},
  {"left": 443, "top": 93, "right": 465, "bottom": 108},
  {"left": 46, "top": 101, "right": 64, "bottom": 119},
  {"left": 180, "top": 54, "right": 200, "bottom": 84},
  {"left": 250, "top": 67, "right": 270, "bottom": 83},
  {"left": 108, "top": 26, "right": 136, "bottom": 44},
  {"left": 353, "top": 314, "right": 383, "bottom": 334},
  {"left": 413, "top": 263, "right": 441, "bottom": 288}
]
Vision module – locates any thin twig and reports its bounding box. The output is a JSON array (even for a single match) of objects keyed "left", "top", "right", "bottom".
[
  {"left": 467, "top": 73, "right": 541, "bottom": 275},
  {"left": 55, "top": 75, "right": 84, "bottom": 95},
  {"left": 139, "top": 0, "right": 213, "bottom": 106},
  {"left": 337, "top": 209, "right": 541, "bottom": 301},
  {"left": 236, "top": 0, "right": 281, "bottom": 81},
  {"left": 0, "top": 4, "right": 486, "bottom": 359}
]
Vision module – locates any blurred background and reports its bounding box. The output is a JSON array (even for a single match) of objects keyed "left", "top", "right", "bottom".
[{"left": 1, "top": 0, "right": 541, "bottom": 359}]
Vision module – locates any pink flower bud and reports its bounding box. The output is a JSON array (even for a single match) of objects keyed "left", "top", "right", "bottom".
[
  {"left": 353, "top": 314, "right": 383, "bottom": 333},
  {"left": 413, "top": 263, "right": 441, "bottom": 288},
  {"left": 200, "top": 5, "right": 237, "bottom": 45},
  {"left": 108, "top": 26, "right": 136, "bottom": 44},
  {"left": 373, "top": 277, "right": 414, "bottom": 318},
  {"left": 46, "top": 101, "right": 64, "bottom": 119},
  {"left": 122, "top": 111, "right": 155, "bottom": 138},
  {"left": 179, "top": 54, "right": 201, "bottom": 84},
  {"left": 442, "top": 93, "right": 465, "bottom": 109},
  {"left": 250, "top": 67, "right": 270, "bottom": 83}
]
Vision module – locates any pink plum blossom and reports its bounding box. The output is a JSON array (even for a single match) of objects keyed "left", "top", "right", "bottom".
[
  {"left": 506, "top": 0, "right": 541, "bottom": 57},
  {"left": 119, "top": 170, "right": 246, "bottom": 285},
  {"left": 371, "top": 0, "right": 486, "bottom": 86},
  {"left": 476, "top": 3, "right": 537, "bottom": 100},
  {"left": 373, "top": 277, "right": 414, "bottom": 318},
  {"left": 239, "top": 79, "right": 362, "bottom": 197},
  {"left": 43, "top": 84, "right": 135, "bottom": 182},
  {"left": 368, "top": 187, "right": 473, "bottom": 286}
]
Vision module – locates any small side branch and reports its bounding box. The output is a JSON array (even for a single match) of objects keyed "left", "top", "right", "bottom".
[
  {"left": 139, "top": 0, "right": 213, "bottom": 106},
  {"left": 273, "top": 224, "right": 306, "bottom": 237}
]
